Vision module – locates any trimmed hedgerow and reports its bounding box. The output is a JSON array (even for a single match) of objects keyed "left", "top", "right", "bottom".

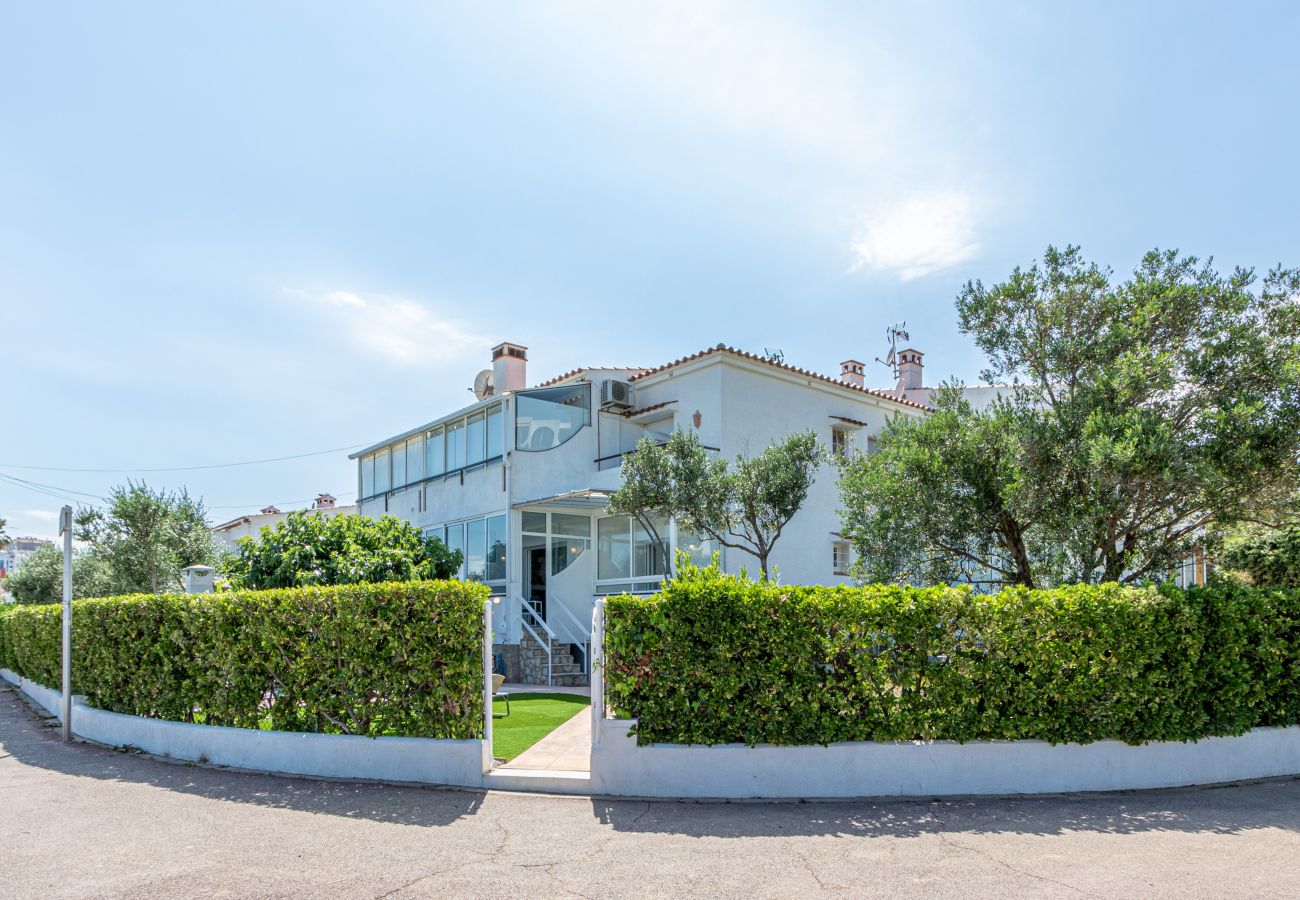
[
  {"left": 0, "top": 580, "right": 488, "bottom": 739},
  {"left": 604, "top": 565, "right": 1300, "bottom": 747}
]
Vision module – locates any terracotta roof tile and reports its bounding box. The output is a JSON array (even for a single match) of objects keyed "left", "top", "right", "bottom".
[
  {"left": 629, "top": 344, "right": 933, "bottom": 411},
  {"left": 623, "top": 400, "right": 676, "bottom": 418}
]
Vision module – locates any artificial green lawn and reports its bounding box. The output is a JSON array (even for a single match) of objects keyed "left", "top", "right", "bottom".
[{"left": 491, "top": 692, "right": 589, "bottom": 761}]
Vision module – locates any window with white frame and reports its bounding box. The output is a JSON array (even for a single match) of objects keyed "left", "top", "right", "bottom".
[
  {"left": 358, "top": 401, "right": 506, "bottom": 499},
  {"left": 832, "top": 541, "right": 851, "bottom": 575},
  {"left": 831, "top": 427, "right": 852, "bottom": 458},
  {"left": 427, "top": 513, "right": 507, "bottom": 590}
]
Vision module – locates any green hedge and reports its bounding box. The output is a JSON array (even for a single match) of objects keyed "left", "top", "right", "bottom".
[
  {"left": 0, "top": 581, "right": 488, "bottom": 739},
  {"left": 604, "top": 566, "right": 1300, "bottom": 746}
]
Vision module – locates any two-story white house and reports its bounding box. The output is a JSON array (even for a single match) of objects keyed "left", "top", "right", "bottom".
[{"left": 351, "top": 341, "right": 930, "bottom": 683}]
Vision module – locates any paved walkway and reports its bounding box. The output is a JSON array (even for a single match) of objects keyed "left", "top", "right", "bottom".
[
  {"left": 2, "top": 686, "right": 1299, "bottom": 898},
  {"left": 503, "top": 704, "right": 592, "bottom": 771},
  {"left": 500, "top": 682, "right": 590, "bottom": 697}
]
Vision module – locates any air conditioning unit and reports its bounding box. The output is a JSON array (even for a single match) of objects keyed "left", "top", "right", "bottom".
[{"left": 600, "top": 379, "right": 634, "bottom": 411}]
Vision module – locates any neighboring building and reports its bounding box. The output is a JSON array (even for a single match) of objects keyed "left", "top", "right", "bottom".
[
  {"left": 881, "top": 347, "right": 1013, "bottom": 411},
  {"left": 0, "top": 536, "right": 53, "bottom": 580},
  {"left": 351, "top": 341, "right": 930, "bottom": 683},
  {"left": 211, "top": 493, "right": 358, "bottom": 553}
]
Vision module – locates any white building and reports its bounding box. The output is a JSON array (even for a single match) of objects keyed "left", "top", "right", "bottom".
[
  {"left": 352, "top": 341, "right": 929, "bottom": 683},
  {"left": 211, "top": 493, "right": 358, "bottom": 553},
  {"left": 0, "top": 536, "right": 53, "bottom": 580}
]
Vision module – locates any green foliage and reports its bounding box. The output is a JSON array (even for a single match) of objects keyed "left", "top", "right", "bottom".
[
  {"left": 2, "top": 543, "right": 114, "bottom": 605},
  {"left": 604, "top": 563, "right": 1300, "bottom": 746},
  {"left": 840, "top": 246, "right": 1300, "bottom": 588},
  {"left": 1222, "top": 520, "right": 1300, "bottom": 588},
  {"left": 76, "top": 481, "right": 220, "bottom": 595},
  {"left": 608, "top": 428, "right": 822, "bottom": 579},
  {"left": 226, "top": 512, "right": 462, "bottom": 590},
  {"left": 0, "top": 580, "right": 489, "bottom": 738}
]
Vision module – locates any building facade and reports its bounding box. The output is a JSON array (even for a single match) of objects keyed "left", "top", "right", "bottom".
[
  {"left": 211, "top": 493, "right": 358, "bottom": 553},
  {"left": 352, "top": 341, "right": 929, "bottom": 682}
]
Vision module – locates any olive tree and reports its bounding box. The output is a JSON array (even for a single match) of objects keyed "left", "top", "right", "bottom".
[{"left": 608, "top": 428, "right": 822, "bottom": 580}]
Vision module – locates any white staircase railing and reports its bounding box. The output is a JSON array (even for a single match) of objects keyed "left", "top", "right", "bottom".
[
  {"left": 548, "top": 601, "right": 592, "bottom": 677},
  {"left": 515, "top": 595, "right": 555, "bottom": 687}
]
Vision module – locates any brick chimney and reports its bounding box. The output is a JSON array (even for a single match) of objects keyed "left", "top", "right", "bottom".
[
  {"left": 896, "top": 348, "right": 924, "bottom": 392},
  {"left": 492, "top": 342, "right": 528, "bottom": 393},
  {"left": 313, "top": 493, "right": 336, "bottom": 510},
  {"left": 839, "top": 359, "right": 865, "bottom": 388}
]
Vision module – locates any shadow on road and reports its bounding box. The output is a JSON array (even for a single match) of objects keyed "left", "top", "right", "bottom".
[
  {"left": 6, "top": 683, "right": 1298, "bottom": 843},
  {"left": 0, "top": 686, "right": 486, "bottom": 828},
  {"left": 592, "top": 776, "right": 1300, "bottom": 839}
]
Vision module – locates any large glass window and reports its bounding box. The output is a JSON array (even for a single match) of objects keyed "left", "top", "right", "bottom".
[
  {"left": 407, "top": 434, "right": 424, "bottom": 483},
  {"left": 466, "top": 412, "right": 486, "bottom": 466},
  {"left": 446, "top": 420, "right": 465, "bottom": 472},
  {"left": 466, "top": 518, "right": 487, "bottom": 582},
  {"left": 444, "top": 522, "right": 465, "bottom": 578},
  {"left": 634, "top": 515, "right": 670, "bottom": 578},
  {"left": 515, "top": 384, "right": 590, "bottom": 452},
  {"left": 391, "top": 441, "right": 407, "bottom": 488},
  {"left": 486, "top": 404, "right": 504, "bottom": 459},
  {"left": 522, "top": 511, "right": 547, "bottom": 534},
  {"left": 360, "top": 455, "right": 375, "bottom": 497},
  {"left": 597, "top": 516, "right": 632, "bottom": 580},
  {"left": 486, "top": 515, "right": 507, "bottom": 584},
  {"left": 426, "top": 428, "right": 445, "bottom": 477},
  {"left": 374, "top": 448, "right": 390, "bottom": 493},
  {"left": 598, "top": 514, "right": 669, "bottom": 582},
  {"left": 677, "top": 530, "right": 720, "bottom": 568}
]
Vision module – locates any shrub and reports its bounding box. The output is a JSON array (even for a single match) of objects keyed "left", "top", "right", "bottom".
[
  {"left": 604, "top": 564, "right": 1300, "bottom": 746},
  {"left": 1221, "top": 521, "right": 1300, "bottom": 589},
  {"left": 0, "top": 580, "right": 488, "bottom": 739},
  {"left": 3, "top": 544, "right": 114, "bottom": 605},
  {"left": 226, "top": 512, "right": 462, "bottom": 590}
]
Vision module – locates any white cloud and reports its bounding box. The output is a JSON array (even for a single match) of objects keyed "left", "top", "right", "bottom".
[
  {"left": 849, "top": 191, "right": 980, "bottom": 281},
  {"left": 283, "top": 288, "right": 492, "bottom": 366},
  {"left": 23, "top": 509, "right": 57, "bottom": 521}
]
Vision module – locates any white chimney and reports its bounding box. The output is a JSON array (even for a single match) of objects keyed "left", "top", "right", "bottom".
[
  {"left": 839, "top": 359, "right": 865, "bottom": 388},
  {"left": 314, "top": 493, "right": 336, "bottom": 510},
  {"left": 181, "top": 565, "right": 216, "bottom": 594},
  {"left": 492, "top": 341, "right": 528, "bottom": 393},
  {"left": 896, "top": 348, "right": 924, "bottom": 393}
]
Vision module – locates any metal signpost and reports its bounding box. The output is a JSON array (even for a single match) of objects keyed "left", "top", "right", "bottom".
[{"left": 59, "top": 504, "right": 73, "bottom": 742}]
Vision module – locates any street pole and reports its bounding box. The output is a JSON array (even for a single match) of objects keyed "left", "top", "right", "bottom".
[{"left": 59, "top": 505, "right": 72, "bottom": 742}]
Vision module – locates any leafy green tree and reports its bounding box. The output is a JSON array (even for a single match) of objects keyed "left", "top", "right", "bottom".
[
  {"left": 840, "top": 246, "right": 1300, "bottom": 588},
  {"left": 0, "top": 516, "right": 10, "bottom": 550},
  {"left": 75, "top": 481, "right": 220, "bottom": 595},
  {"left": 608, "top": 428, "right": 822, "bottom": 580},
  {"left": 226, "top": 512, "right": 463, "bottom": 590},
  {"left": 3, "top": 543, "right": 114, "bottom": 604},
  {"left": 1220, "top": 518, "right": 1300, "bottom": 588}
]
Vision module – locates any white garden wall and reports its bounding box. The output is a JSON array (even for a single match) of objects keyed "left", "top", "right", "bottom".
[
  {"left": 2, "top": 668, "right": 488, "bottom": 788},
  {"left": 590, "top": 717, "right": 1300, "bottom": 798}
]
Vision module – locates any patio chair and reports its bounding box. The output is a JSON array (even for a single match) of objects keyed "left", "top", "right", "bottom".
[{"left": 492, "top": 673, "right": 510, "bottom": 716}]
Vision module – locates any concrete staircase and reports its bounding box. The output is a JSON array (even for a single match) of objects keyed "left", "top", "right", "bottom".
[{"left": 519, "top": 631, "right": 589, "bottom": 687}]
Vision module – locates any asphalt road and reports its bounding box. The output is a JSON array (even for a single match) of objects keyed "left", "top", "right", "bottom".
[{"left": 1, "top": 686, "right": 1298, "bottom": 899}]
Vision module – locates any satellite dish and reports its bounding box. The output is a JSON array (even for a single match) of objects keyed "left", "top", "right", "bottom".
[{"left": 473, "top": 369, "right": 495, "bottom": 400}]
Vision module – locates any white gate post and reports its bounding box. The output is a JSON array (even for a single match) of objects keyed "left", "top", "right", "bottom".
[
  {"left": 590, "top": 599, "right": 605, "bottom": 744},
  {"left": 482, "top": 599, "right": 494, "bottom": 772}
]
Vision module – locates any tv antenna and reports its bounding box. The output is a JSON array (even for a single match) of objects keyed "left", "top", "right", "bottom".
[
  {"left": 763, "top": 347, "right": 785, "bottom": 364},
  {"left": 875, "top": 322, "right": 909, "bottom": 379}
]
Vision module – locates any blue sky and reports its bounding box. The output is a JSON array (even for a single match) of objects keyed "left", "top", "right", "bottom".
[{"left": 2, "top": 2, "right": 1297, "bottom": 540}]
